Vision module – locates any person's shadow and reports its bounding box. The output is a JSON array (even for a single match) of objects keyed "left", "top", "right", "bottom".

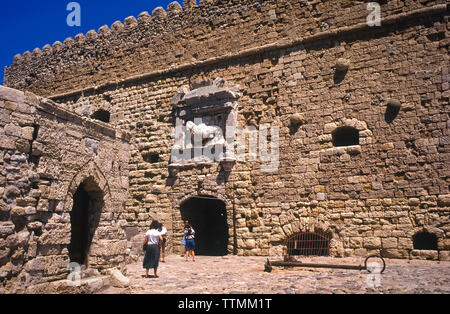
[{"left": 142, "top": 275, "right": 159, "bottom": 279}]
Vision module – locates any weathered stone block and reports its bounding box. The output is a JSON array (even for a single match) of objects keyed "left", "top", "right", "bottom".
[
  {"left": 27, "top": 222, "right": 43, "bottom": 231},
  {"left": 381, "top": 249, "right": 409, "bottom": 259},
  {"left": 411, "top": 250, "right": 439, "bottom": 261},
  {"left": 290, "top": 113, "right": 305, "bottom": 126},
  {"left": 381, "top": 237, "right": 398, "bottom": 249},
  {"left": 0, "top": 201, "right": 8, "bottom": 213},
  {"left": 363, "top": 237, "right": 381, "bottom": 249},
  {"left": 15, "top": 138, "right": 30, "bottom": 153},
  {"left": 32, "top": 142, "right": 44, "bottom": 156},
  {"left": 398, "top": 238, "right": 413, "bottom": 250},
  {"left": 349, "top": 237, "right": 362, "bottom": 248},
  {"left": 36, "top": 199, "right": 49, "bottom": 212},
  {"left": 25, "top": 257, "right": 45, "bottom": 272},
  {"left": 17, "top": 230, "right": 30, "bottom": 247},
  {"left": 439, "top": 251, "right": 450, "bottom": 261},
  {"left": 43, "top": 255, "right": 70, "bottom": 277},
  {"left": 4, "top": 124, "right": 22, "bottom": 137},
  {"left": 437, "top": 194, "right": 450, "bottom": 206},
  {"left": 16, "top": 197, "right": 38, "bottom": 207},
  {"left": 21, "top": 127, "right": 35, "bottom": 140},
  {"left": 4, "top": 186, "right": 21, "bottom": 199},
  {"left": 11, "top": 206, "right": 26, "bottom": 216},
  {"left": 106, "top": 268, "right": 130, "bottom": 288},
  {"left": 0, "top": 222, "right": 15, "bottom": 236}
]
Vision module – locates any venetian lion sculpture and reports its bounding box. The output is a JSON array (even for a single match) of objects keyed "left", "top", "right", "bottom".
[{"left": 186, "top": 121, "right": 225, "bottom": 147}]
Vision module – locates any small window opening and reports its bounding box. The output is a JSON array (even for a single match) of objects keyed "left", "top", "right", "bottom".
[
  {"left": 332, "top": 126, "right": 359, "bottom": 147},
  {"left": 413, "top": 232, "right": 438, "bottom": 250},
  {"left": 91, "top": 109, "right": 111, "bottom": 123},
  {"left": 143, "top": 153, "right": 160, "bottom": 164}
]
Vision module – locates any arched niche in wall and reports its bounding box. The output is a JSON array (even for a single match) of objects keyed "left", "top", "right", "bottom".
[
  {"left": 332, "top": 126, "right": 360, "bottom": 147},
  {"left": 286, "top": 231, "right": 332, "bottom": 257},
  {"left": 323, "top": 118, "right": 372, "bottom": 154}
]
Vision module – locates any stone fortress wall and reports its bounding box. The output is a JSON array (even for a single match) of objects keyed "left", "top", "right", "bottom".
[
  {"left": 0, "top": 86, "right": 130, "bottom": 292},
  {"left": 5, "top": 0, "right": 448, "bottom": 98},
  {"left": 3, "top": 0, "right": 450, "bottom": 268}
]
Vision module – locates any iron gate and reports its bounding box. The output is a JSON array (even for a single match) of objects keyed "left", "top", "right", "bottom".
[{"left": 286, "top": 231, "right": 331, "bottom": 257}]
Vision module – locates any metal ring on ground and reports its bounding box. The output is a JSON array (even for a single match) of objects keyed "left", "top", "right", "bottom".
[{"left": 364, "top": 255, "right": 386, "bottom": 274}]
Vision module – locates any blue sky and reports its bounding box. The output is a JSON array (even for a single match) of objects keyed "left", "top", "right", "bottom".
[{"left": 0, "top": 0, "right": 181, "bottom": 85}]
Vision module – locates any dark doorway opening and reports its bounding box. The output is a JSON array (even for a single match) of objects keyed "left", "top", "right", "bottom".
[
  {"left": 332, "top": 126, "right": 360, "bottom": 147},
  {"left": 68, "top": 177, "right": 103, "bottom": 266},
  {"left": 181, "top": 196, "right": 228, "bottom": 256},
  {"left": 413, "top": 232, "right": 438, "bottom": 250}
]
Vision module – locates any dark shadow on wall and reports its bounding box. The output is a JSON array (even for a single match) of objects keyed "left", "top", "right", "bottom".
[{"left": 385, "top": 103, "right": 401, "bottom": 123}]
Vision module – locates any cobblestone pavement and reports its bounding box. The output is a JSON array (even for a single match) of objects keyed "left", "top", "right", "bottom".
[{"left": 102, "top": 255, "right": 450, "bottom": 294}]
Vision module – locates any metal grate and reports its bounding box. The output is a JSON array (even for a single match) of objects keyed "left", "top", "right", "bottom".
[{"left": 286, "top": 231, "right": 331, "bottom": 257}]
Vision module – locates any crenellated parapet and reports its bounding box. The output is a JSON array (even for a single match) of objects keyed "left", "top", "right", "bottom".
[
  {"left": 9, "top": 1, "right": 190, "bottom": 67},
  {"left": 4, "top": 0, "right": 448, "bottom": 97}
]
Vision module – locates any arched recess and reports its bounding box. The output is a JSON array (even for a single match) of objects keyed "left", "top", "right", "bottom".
[
  {"left": 324, "top": 118, "right": 372, "bottom": 148},
  {"left": 68, "top": 177, "right": 104, "bottom": 266},
  {"left": 64, "top": 160, "right": 111, "bottom": 212},
  {"left": 173, "top": 192, "right": 233, "bottom": 256},
  {"left": 279, "top": 219, "right": 342, "bottom": 257},
  {"left": 63, "top": 160, "right": 112, "bottom": 266},
  {"left": 332, "top": 126, "right": 360, "bottom": 147},
  {"left": 180, "top": 195, "right": 229, "bottom": 256},
  {"left": 286, "top": 231, "right": 332, "bottom": 256}
]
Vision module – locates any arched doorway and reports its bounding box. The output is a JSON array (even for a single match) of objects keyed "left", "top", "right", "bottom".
[
  {"left": 181, "top": 196, "right": 229, "bottom": 256},
  {"left": 68, "top": 177, "right": 103, "bottom": 266}
]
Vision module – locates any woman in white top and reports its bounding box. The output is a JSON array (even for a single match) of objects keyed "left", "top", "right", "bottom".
[{"left": 143, "top": 220, "right": 163, "bottom": 278}]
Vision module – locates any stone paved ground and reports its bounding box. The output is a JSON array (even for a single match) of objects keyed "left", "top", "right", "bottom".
[{"left": 101, "top": 255, "right": 450, "bottom": 294}]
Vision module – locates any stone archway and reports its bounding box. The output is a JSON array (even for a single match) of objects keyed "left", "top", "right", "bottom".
[
  {"left": 180, "top": 196, "right": 229, "bottom": 256},
  {"left": 64, "top": 160, "right": 111, "bottom": 212},
  {"left": 68, "top": 177, "right": 103, "bottom": 266},
  {"left": 324, "top": 118, "right": 372, "bottom": 148},
  {"left": 64, "top": 160, "right": 112, "bottom": 267},
  {"left": 274, "top": 218, "right": 343, "bottom": 257}
]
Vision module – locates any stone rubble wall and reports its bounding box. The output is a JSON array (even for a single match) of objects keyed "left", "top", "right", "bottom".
[
  {"left": 2, "top": 1, "right": 449, "bottom": 263},
  {"left": 4, "top": 0, "right": 448, "bottom": 97},
  {"left": 49, "top": 3, "right": 450, "bottom": 261},
  {"left": 0, "top": 86, "right": 130, "bottom": 293}
]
